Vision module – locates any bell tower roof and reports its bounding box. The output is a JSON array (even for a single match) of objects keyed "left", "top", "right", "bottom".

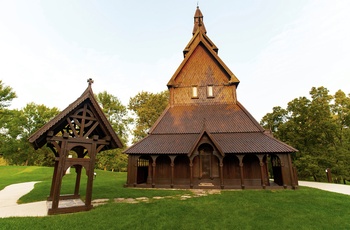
[{"left": 192, "top": 6, "right": 206, "bottom": 35}]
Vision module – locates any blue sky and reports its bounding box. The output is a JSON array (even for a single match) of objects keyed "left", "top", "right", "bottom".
[{"left": 1, "top": 0, "right": 349, "bottom": 121}]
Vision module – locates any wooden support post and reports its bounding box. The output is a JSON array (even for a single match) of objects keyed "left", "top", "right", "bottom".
[
  {"left": 239, "top": 162, "right": 245, "bottom": 189},
  {"left": 51, "top": 141, "right": 67, "bottom": 212},
  {"left": 288, "top": 154, "right": 297, "bottom": 189},
  {"left": 134, "top": 156, "right": 138, "bottom": 187},
  {"left": 220, "top": 161, "right": 224, "bottom": 189},
  {"left": 190, "top": 159, "right": 193, "bottom": 189},
  {"left": 260, "top": 161, "right": 266, "bottom": 189},
  {"left": 74, "top": 165, "right": 82, "bottom": 196},
  {"left": 170, "top": 156, "right": 175, "bottom": 188},
  {"left": 84, "top": 140, "right": 97, "bottom": 210},
  {"left": 152, "top": 162, "right": 156, "bottom": 188},
  {"left": 281, "top": 162, "right": 287, "bottom": 189},
  {"left": 48, "top": 160, "right": 59, "bottom": 200}
]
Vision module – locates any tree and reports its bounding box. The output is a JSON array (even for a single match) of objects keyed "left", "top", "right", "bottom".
[
  {"left": 260, "top": 106, "right": 288, "bottom": 142},
  {"left": 0, "top": 80, "right": 17, "bottom": 163},
  {"left": 95, "top": 91, "right": 131, "bottom": 144},
  {"left": 261, "top": 86, "right": 350, "bottom": 182},
  {"left": 95, "top": 91, "right": 131, "bottom": 171},
  {"left": 0, "top": 103, "right": 59, "bottom": 166},
  {"left": 128, "top": 91, "right": 169, "bottom": 143},
  {"left": 0, "top": 80, "right": 16, "bottom": 109}
]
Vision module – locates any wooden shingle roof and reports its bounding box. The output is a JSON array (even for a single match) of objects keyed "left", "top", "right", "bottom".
[
  {"left": 124, "top": 102, "right": 297, "bottom": 154},
  {"left": 167, "top": 29, "right": 239, "bottom": 88},
  {"left": 28, "top": 81, "right": 123, "bottom": 151}
]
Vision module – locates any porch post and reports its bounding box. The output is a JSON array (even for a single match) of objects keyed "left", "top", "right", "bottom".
[
  {"left": 259, "top": 161, "right": 266, "bottom": 189},
  {"left": 238, "top": 156, "right": 245, "bottom": 189},
  {"left": 281, "top": 161, "right": 287, "bottom": 189},
  {"left": 151, "top": 156, "right": 157, "bottom": 188},
  {"left": 170, "top": 156, "right": 176, "bottom": 188},
  {"left": 220, "top": 159, "right": 224, "bottom": 189},
  {"left": 265, "top": 156, "right": 270, "bottom": 186},
  {"left": 189, "top": 159, "right": 193, "bottom": 189},
  {"left": 133, "top": 156, "right": 138, "bottom": 187},
  {"left": 288, "top": 154, "right": 297, "bottom": 189}
]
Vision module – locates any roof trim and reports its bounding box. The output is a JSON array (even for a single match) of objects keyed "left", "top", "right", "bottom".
[
  {"left": 28, "top": 82, "right": 123, "bottom": 150},
  {"left": 188, "top": 124, "right": 225, "bottom": 157},
  {"left": 236, "top": 101, "right": 265, "bottom": 132},
  {"left": 167, "top": 29, "right": 239, "bottom": 88}
]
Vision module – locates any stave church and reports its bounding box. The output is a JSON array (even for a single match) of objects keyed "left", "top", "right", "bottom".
[{"left": 124, "top": 6, "right": 298, "bottom": 189}]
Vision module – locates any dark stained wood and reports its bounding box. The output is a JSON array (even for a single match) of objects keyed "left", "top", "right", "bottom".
[
  {"left": 29, "top": 80, "right": 122, "bottom": 215},
  {"left": 124, "top": 7, "right": 298, "bottom": 190}
]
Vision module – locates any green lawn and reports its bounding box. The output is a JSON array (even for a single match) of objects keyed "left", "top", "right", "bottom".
[{"left": 1, "top": 166, "right": 350, "bottom": 229}]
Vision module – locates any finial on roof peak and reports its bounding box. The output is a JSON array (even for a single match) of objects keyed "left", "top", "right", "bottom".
[
  {"left": 192, "top": 5, "right": 206, "bottom": 35},
  {"left": 87, "top": 78, "right": 94, "bottom": 86}
]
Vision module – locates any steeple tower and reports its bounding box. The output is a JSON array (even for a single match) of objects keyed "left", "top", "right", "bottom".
[{"left": 192, "top": 6, "right": 207, "bottom": 35}]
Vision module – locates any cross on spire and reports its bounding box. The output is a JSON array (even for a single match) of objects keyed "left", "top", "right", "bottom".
[{"left": 87, "top": 78, "right": 94, "bottom": 86}]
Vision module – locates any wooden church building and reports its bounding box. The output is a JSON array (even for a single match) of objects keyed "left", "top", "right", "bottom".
[{"left": 125, "top": 7, "right": 298, "bottom": 189}]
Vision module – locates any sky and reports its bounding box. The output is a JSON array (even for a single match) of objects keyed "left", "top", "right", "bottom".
[{"left": 0, "top": 0, "right": 349, "bottom": 122}]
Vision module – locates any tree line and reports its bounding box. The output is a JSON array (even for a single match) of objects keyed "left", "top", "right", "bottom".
[{"left": 1, "top": 80, "right": 349, "bottom": 182}]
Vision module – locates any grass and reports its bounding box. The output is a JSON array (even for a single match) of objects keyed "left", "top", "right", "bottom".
[{"left": 1, "top": 166, "right": 350, "bottom": 229}]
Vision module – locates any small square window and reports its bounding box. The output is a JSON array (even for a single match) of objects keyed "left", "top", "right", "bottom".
[
  {"left": 207, "top": 85, "right": 214, "bottom": 98},
  {"left": 192, "top": 86, "right": 198, "bottom": 98}
]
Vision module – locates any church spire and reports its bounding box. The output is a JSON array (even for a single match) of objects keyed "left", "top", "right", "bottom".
[{"left": 192, "top": 6, "right": 207, "bottom": 35}]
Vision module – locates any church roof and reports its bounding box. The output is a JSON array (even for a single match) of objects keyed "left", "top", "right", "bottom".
[
  {"left": 150, "top": 103, "right": 263, "bottom": 134},
  {"left": 28, "top": 79, "right": 123, "bottom": 151},
  {"left": 124, "top": 103, "right": 297, "bottom": 154},
  {"left": 125, "top": 132, "right": 296, "bottom": 154}
]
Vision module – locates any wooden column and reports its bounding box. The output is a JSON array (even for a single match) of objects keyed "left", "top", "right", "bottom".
[
  {"left": 50, "top": 140, "right": 68, "bottom": 212},
  {"left": 265, "top": 156, "right": 270, "bottom": 186},
  {"left": 133, "top": 156, "right": 138, "bottom": 187},
  {"left": 170, "top": 156, "right": 176, "bottom": 188},
  {"left": 151, "top": 156, "right": 157, "bottom": 188},
  {"left": 190, "top": 159, "right": 193, "bottom": 189},
  {"left": 259, "top": 161, "right": 266, "bottom": 189},
  {"left": 239, "top": 162, "right": 245, "bottom": 189},
  {"left": 48, "top": 160, "right": 59, "bottom": 200},
  {"left": 74, "top": 165, "right": 82, "bottom": 197},
  {"left": 220, "top": 160, "right": 224, "bottom": 189},
  {"left": 281, "top": 161, "right": 287, "bottom": 189},
  {"left": 287, "top": 154, "right": 297, "bottom": 189},
  {"left": 84, "top": 143, "right": 95, "bottom": 209}
]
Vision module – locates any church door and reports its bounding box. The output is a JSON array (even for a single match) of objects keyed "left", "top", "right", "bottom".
[{"left": 198, "top": 143, "right": 216, "bottom": 179}]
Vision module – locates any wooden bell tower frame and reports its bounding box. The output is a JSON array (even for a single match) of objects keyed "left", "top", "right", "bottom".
[{"left": 29, "top": 79, "right": 123, "bottom": 215}]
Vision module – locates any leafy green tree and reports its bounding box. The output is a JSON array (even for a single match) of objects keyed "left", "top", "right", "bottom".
[
  {"left": 0, "top": 103, "right": 59, "bottom": 166},
  {"left": 0, "top": 80, "right": 16, "bottom": 109},
  {"left": 261, "top": 86, "right": 350, "bottom": 182},
  {"left": 331, "top": 90, "right": 350, "bottom": 182},
  {"left": 128, "top": 90, "right": 169, "bottom": 143},
  {"left": 95, "top": 91, "right": 131, "bottom": 144},
  {"left": 95, "top": 91, "right": 131, "bottom": 171},
  {"left": 0, "top": 80, "right": 17, "bottom": 163}
]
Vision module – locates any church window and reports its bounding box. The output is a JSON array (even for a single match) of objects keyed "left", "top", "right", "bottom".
[
  {"left": 207, "top": 85, "right": 214, "bottom": 98},
  {"left": 192, "top": 86, "right": 198, "bottom": 98}
]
